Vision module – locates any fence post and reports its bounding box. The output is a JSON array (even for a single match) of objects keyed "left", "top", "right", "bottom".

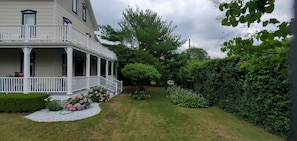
[{"left": 115, "top": 82, "right": 118, "bottom": 96}]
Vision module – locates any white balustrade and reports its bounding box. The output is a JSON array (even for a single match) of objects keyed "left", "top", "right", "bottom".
[
  {"left": 0, "top": 25, "right": 116, "bottom": 60},
  {"left": 0, "top": 76, "right": 122, "bottom": 94},
  {"left": 90, "top": 76, "right": 99, "bottom": 87},
  {"left": 0, "top": 77, "right": 23, "bottom": 93},
  {"left": 29, "top": 77, "right": 66, "bottom": 93},
  {"left": 72, "top": 76, "right": 87, "bottom": 92}
]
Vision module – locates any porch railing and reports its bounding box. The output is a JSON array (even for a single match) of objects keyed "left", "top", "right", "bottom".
[
  {"left": 107, "top": 75, "right": 123, "bottom": 94},
  {"left": 29, "top": 77, "right": 66, "bottom": 93},
  {"left": 0, "top": 76, "right": 122, "bottom": 94},
  {"left": 0, "top": 25, "right": 116, "bottom": 60},
  {"left": 0, "top": 77, "right": 23, "bottom": 93}
]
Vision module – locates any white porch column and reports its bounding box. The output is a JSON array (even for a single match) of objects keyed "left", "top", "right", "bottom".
[
  {"left": 97, "top": 57, "right": 101, "bottom": 85},
  {"left": 86, "top": 53, "right": 90, "bottom": 89},
  {"left": 105, "top": 59, "right": 109, "bottom": 78},
  {"left": 111, "top": 61, "right": 114, "bottom": 78},
  {"left": 66, "top": 47, "right": 73, "bottom": 95},
  {"left": 22, "top": 47, "right": 31, "bottom": 94}
]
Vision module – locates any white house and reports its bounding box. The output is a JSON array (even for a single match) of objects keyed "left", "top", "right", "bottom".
[{"left": 0, "top": 0, "right": 122, "bottom": 94}]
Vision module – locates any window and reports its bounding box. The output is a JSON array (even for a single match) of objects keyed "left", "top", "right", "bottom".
[
  {"left": 63, "top": 17, "right": 72, "bottom": 25},
  {"left": 21, "top": 9, "right": 37, "bottom": 37},
  {"left": 82, "top": 3, "right": 87, "bottom": 22},
  {"left": 72, "top": 0, "right": 77, "bottom": 14}
]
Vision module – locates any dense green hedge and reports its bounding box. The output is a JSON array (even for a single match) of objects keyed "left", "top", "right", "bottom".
[
  {"left": 240, "top": 68, "right": 291, "bottom": 137},
  {"left": 0, "top": 94, "right": 49, "bottom": 112},
  {"left": 177, "top": 57, "right": 291, "bottom": 138}
]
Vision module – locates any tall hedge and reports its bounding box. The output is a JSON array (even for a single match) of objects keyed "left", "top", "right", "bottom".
[
  {"left": 240, "top": 68, "right": 291, "bottom": 137},
  {"left": 177, "top": 57, "right": 291, "bottom": 138}
]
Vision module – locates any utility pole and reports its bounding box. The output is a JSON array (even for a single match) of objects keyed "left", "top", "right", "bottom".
[{"left": 189, "top": 38, "right": 191, "bottom": 49}]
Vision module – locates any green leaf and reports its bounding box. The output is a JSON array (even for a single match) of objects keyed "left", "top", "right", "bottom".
[
  {"left": 239, "top": 16, "right": 245, "bottom": 23},
  {"left": 269, "top": 18, "right": 280, "bottom": 24},
  {"left": 230, "top": 16, "right": 238, "bottom": 27},
  {"left": 264, "top": 5, "right": 274, "bottom": 13},
  {"left": 263, "top": 20, "right": 269, "bottom": 27},
  {"left": 222, "top": 18, "right": 231, "bottom": 26},
  {"left": 219, "top": 4, "right": 224, "bottom": 11}
]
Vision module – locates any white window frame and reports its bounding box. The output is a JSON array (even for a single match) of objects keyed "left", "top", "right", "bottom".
[{"left": 72, "top": 0, "right": 77, "bottom": 14}]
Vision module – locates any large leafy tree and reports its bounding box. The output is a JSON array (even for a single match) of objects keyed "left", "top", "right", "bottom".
[
  {"left": 219, "top": 0, "right": 292, "bottom": 71},
  {"left": 99, "top": 7, "right": 185, "bottom": 83}
]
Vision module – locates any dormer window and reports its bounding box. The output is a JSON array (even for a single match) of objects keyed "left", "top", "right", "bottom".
[
  {"left": 72, "top": 0, "right": 77, "bottom": 14},
  {"left": 82, "top": 3, "right": 87, "bottom": 22}
]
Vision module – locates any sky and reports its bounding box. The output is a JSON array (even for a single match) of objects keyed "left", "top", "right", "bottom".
[{"left": 90, "top": 0, "right": 294, "bottom": 58}]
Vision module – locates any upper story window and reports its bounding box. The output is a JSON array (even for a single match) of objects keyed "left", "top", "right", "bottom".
[
  {"left": 72, "top": 0, "right": 77, "bottom": 14},
  {"left": 21, "top": 9, "right": 37, "bottom": 37},
  {"left": 21, "top": 9, "right": 37, "bottom": 25},
  {"left": 82, "top": 3, "right": 87, "bottom": 22}
]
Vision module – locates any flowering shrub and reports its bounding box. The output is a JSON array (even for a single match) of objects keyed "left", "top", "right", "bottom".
[
  {"left": 166, "top": 86, "right": 209, "bottom": 108},
  {"left": 44, "top": 97, "right": 63, "bottom": 111},
  {"left": 88, "top": 86, "right": 110, "bottom": 102},
  {"left": 65, "top": 93, "right": 92, "bottom": 111}
]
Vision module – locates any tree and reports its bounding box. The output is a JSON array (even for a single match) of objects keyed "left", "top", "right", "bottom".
[
  {"left": 99, "top": 7, "right": 185, "bottom": 83},
  {"left": 121, "top": 63, "right": 161, "bottom": 88},
  {"left": 183, "top": 47, "right": 210, "bottom": 61},
  {"left": 219, "top": 0, "right": 292, "bottom": 71},
  {"left": 121, "top": 63, "right": 161, "bottom": 99}
]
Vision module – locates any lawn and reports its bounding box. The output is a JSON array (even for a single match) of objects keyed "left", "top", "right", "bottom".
[{"left": 0, "top": 87, "right": 285, "bottom": 141}]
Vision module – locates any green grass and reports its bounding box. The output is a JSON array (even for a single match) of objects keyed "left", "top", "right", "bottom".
[{"left": 0, "top": 87, "right": 285, "bottom": 141}]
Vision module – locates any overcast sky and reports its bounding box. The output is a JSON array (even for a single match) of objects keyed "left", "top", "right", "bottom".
[{"left": 90, "top": 0, "right": 293, "bottom": 58}]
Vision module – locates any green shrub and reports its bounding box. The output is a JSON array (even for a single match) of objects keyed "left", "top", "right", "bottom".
[
  {"left": 44, "top": 97, "right": 63, "bottom": 111},
  {"left": 166, "top": 86, "right": 208, "bottom": 108},
  {"left": 130, "top": 87, "right": 150, "bottom": 100},
  {"left": 240, "top": 68, "right": 291, "bottom": 137},
  {"left": 0, "top": 94, "right": 49, "bottom": 112},
  {"left": 176, "top": 56, "right": 291, "bottom": 138}
]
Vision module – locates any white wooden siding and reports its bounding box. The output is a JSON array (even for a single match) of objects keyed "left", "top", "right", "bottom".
[
  {"left": 34, "top": 49, "right": 63, "bottom": 77},
  {"left": 56, "top": 0, "right": 98, "bottom": 41},
  {"left": 0, "top": 0, "right": 53, "bottom": 25},
  {"left": 0, "top": 49, "right": 21, "bottom": 77}
]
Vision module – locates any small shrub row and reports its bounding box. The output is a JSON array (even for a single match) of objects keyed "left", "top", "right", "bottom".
[
  {"left": 166, "top": 86, "right": 208, "bottom": 108},
  {"left": 0, "top": 94, "right": 49, "bottom": 112}
]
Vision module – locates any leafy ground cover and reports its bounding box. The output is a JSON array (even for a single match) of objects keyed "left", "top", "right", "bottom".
[{"left": 0, "top": 87, "right": 285, "bottom": 141}]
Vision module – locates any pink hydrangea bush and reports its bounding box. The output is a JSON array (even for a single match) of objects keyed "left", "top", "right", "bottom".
[
  {"left": 88, "top": 86, "right": 110, "bottom": 102},
  {"left": 65, "top": 93, "right": 92, "bottom": 111}
]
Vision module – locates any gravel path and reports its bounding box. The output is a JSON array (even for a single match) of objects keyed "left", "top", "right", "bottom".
[{"left": 24, "top": 103, "right": 101, "bottom": 122}]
